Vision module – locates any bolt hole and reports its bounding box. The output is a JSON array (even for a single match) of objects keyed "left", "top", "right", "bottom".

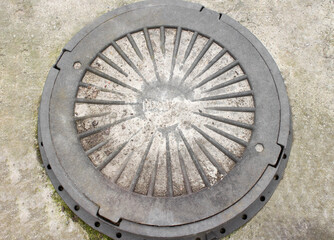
[
  {"left": 260, "top": 196, "right": 266, "bottom": 202},
  {"left": 47, "top": 164, "right": 51, "bottom": 170},
  {"left": 94, "top": 222, "right": 100, "bottom": 227},
  {"left": 74, "top": 205, "right": 80, "bottom": 211},
  {"left": 41, "top": 142, "right": 43, "bottom": 147},
  {"left": 255, "top": 143, "right": 264, "bottom": 152},
  {"left": 274, "top": 175, "right": 279, "bottom": 180},
  {"left": 220, "top": 228, "right": 226, "bottom": 234},
  {"left": 73, "top": 61, "right": 82, "bottom": 69},
  {"left": 283, "top": 154, "right": 287, "bottom": 159},
  {"left": 242, "top": 214, "right": 247, "bottom": 220},
  {"left": 116, "top": 233, "right": 122, "bottom": 238},
  {"left": 58, "top": 185, "right": 64, "bottom": 191}
]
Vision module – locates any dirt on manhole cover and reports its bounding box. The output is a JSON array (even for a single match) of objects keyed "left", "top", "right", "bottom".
[{"left": 38, "top": 1, "right": 292, "bottom": 239}]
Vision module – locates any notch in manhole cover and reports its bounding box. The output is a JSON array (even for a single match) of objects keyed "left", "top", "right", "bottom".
[{"left": 38, "top": 1, "right": 292, "bottom": 239}]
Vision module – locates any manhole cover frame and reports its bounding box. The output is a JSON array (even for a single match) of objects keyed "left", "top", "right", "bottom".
[{"left": 38, "top": 1, "right": 292, "bottom": 239}]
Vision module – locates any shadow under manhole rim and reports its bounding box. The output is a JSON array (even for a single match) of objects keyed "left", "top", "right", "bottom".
[{"left": 38, "top": 1, "right": 292, "bottom": 239}]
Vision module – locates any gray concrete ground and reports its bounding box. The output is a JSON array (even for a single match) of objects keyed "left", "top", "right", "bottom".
[{"left": 0, "top": 0, "right": 333, "bottom": 239}]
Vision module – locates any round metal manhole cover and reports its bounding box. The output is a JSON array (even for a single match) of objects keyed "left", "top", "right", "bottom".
[{"left": 38, "top": 1, "right": 292, "bottom": 239}]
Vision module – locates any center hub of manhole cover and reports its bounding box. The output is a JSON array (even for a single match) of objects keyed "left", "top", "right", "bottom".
[
  {"left": 38, "top": 1, "right": 292, "bottom": 239},
  {"left": 142, "top": 84, "right": 193, "bottom": 129}
]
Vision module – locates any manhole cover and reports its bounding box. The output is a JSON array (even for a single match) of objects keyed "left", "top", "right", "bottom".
[{"left": 38, "top": 1, "right": 292, "bottom": 239}]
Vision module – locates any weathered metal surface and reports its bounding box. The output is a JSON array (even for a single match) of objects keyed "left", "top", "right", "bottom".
[{"left": 38, "top": 1, "right": 292, "bottom": 239}]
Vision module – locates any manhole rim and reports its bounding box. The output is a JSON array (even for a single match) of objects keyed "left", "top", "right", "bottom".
[{"left": 38, "top": 1, "right": 292, "bottom": 239}]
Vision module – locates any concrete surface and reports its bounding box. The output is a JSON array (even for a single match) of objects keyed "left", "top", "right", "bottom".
[{"left": 0, "top": 0, "right": 333, "bottom": 239}]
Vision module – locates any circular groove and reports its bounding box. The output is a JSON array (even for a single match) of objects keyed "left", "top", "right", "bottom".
[
  {"left": 38, "top": 1, "right": 292, "bottom": 239},
  {"left": 255, "top": 143, "right": 264, "bottom": 152},
  {"left": 73, "top": 62, "right": 82, "bottom": 69}
]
